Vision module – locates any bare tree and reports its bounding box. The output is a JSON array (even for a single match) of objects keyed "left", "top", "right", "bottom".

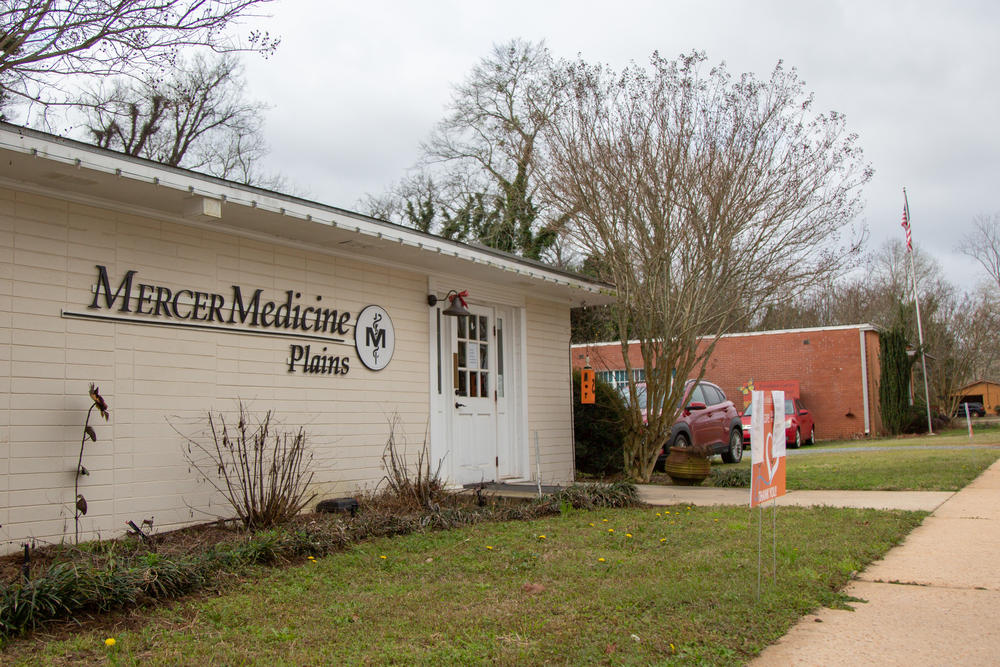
[
  {"left": 547, "top": 52, "right": 871, "bottom": 481},
  {"left": 924, "top": 289, "right": 999, "bottom": 416},
  {"left": 0, "top": 0, "right": 277, "bottom": 111},
  {"left": 958, "top": 213, "right": 1000, "bottom": 290},
  {"left": 751, "top": 239, "right": 950, "bottom": 333},
  {"left": 367, "top": 39, "right": 568, "bottom": 261},
  {"left": 755, "top": 238, "right": 1000, "bottom": 417},
  {"left": 77, "top": 52, "right": 283, "bottom": 187}
]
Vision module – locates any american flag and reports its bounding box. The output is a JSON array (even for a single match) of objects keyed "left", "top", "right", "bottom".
[{"left": 901, "top": 198, "right": 912, "bottom": 252}]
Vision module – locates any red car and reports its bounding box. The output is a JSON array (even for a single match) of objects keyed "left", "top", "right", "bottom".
[
  {"left": 740, "top": 396, "right": 815, "bottom": 449},
  {"left": 654, "top": 379, "right": 744, "bottom": 467}
]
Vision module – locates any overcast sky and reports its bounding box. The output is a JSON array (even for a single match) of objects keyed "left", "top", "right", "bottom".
[{"left": 239, "top": 0, "right": 1000, "bottom": 288}]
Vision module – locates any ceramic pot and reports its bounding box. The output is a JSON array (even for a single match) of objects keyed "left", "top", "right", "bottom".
[{"left": 664, "top": 446, "right": 710, "bottom": 486}]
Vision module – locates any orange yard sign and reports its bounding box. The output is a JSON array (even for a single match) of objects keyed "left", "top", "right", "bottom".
[
  {"left": 580, "top": 367, "right": 595, "bottom": 404},
  {"left": 750, "top": 390, "right": 786, "bottom": 507}
]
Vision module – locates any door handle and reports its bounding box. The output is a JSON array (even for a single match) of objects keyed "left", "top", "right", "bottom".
[{"left": 455, "top": 402, "right": 466, "bottom": 408}]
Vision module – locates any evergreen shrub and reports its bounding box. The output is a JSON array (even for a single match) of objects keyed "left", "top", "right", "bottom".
[{"left": 572, "top": 369, "right": 628, "bottom": 475}]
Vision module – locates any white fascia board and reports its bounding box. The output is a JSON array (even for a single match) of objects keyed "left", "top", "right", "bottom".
[
  {"left": 0, "top": 125, "right": 615, "bottom": 303},
  {"left": 570, "top": 323, "right": 879, "bottom": 349}
]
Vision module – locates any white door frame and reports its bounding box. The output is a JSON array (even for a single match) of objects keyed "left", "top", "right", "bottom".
[{"left": 426, "top": 283, "right": 528, "bottom": 486}]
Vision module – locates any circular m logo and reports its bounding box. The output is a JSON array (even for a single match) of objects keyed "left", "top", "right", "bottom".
[{"left": 354, "top": 305, "right": 394, "bottom": 371}]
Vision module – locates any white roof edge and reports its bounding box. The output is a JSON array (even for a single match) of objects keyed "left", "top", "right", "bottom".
[
  {"left": 0, "top": 124, "right": 616, "bottom": 301},
  {"left": 571, "top": 323, "right": 879, "bottom": 348}
]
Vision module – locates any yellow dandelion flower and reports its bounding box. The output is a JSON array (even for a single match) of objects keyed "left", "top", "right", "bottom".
[
  {"left": 104, "top": 638, "right": 116, "bottom": 647},
  {"left": 608, "top": 528, "right": 614, "bottom": 533},
  {"left": 538, "top": 535, "right": 546, "bottom": 540},
  {"left": 625, "top": 533, "right": 633, "bottom": 538},
  {"left": 602, "top": 518, "right": 608, "bottom": 522},
  {"left": 598, "top": 557, "right": 606, "bottom": 562},
  {"left": 589, "top": 522, "right": 595, "bottom": 526},
  {"left": 379, "top": 555, "right": 387, "bottom": 559},
  {"left": 714, "top": 519, "right": 719, "bottom": 522},
  {"left": 656, "top": 512, "right": 661, "bottom": 516},
  {"left": 665, "top": 511, "right": 670, "bottom": 515},
  {"left": 660, "top": 538, "right": 667, "bottom": 543},
  {"left": 486, "top": 545, "right": 494, "bottom": 550}
]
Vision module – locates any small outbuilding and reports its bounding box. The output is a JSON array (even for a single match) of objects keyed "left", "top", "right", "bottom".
[
  {"left": 953, "top": 380, "right": 1000, "bottom": 414},
  {"left": 0, "top": 123, "right": 614, "bottom": 554}
]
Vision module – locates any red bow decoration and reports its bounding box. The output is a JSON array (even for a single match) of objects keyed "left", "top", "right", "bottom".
[{"left": 449, "top": 290, "right": 469, "bottom": 308}]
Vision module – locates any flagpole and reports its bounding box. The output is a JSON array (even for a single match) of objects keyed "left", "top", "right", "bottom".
[{"left": 903, "top": 188, "right": 934, "bottom": 435}]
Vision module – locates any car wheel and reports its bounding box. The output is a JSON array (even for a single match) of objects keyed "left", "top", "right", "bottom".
[
  {"left": 721, "top": 428, "right": 743, "bottom": 464},
  {"left": 674, "top": 432, "right": 690, "bottom": 449},
  {"left": 791, "top": 428, "right": 801, "bottom": 449},
  {"left": 808, "top": 426, "right": 816, "bottom": 446}
]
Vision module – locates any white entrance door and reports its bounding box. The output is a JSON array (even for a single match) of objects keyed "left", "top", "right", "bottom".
[
  {"left": 451, "top": 305, "right": 498, "bottom": 485},
  {"left": 494, "top": 307, "right": 516, "bottom": 478}
]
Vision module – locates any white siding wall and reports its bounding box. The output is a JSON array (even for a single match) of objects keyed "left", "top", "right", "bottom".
[
  {"left": 0, "top": 187, "right": 432, "bottom": 552},
  {"left": 524, "top": 297, "right": 574, "bottom": 484}
]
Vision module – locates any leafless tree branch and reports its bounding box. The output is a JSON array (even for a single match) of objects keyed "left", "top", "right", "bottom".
[{"left": 547, "top": 51, "right": 871, "bottom": 480}]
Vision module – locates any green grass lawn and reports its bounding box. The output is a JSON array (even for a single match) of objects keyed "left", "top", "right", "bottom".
[
  {"left": 784, "top": 448, "right": 1000, "bottom": 491},
  {"left": 712, "top": 427, "right": 1000, "bottom": 491},
  {"left": 9, "top": 505, "right": 925, "bottom": 666},
  {"left": 812, "top": 422, "right": 1000, "bottom": 449}
]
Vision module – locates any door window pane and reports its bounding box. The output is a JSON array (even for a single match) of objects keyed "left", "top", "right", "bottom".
[{"left": 454, "top": 311, "right": 490, "bottom": 400}]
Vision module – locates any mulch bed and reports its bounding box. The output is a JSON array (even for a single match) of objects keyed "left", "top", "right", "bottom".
[{"left": 2, "top": 519, "right": 263, "bottom": 586}]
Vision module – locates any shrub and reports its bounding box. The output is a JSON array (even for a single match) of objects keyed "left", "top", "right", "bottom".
[
  {"left": 903, "top": 407, "right": 949, "bottom": 434},
  {"left": 176, "top": 403, "right": 316, "bottom": 529},
  {"left": 711, "top": 467, "right": 750, "bottom": 488},
  {"left": 376, "top": 413, "right": 447, "bottom": 511},
  {"left": 535, "top": 481, "right": 642, "bottom": 512},
  {"left": 572, "top": 369, "right": 628, "bottom": 475},
  {"left": 878, "top": 314, "right": 914, "bottom": 435}
]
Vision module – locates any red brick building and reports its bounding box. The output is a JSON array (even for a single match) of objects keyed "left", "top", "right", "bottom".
[{"left": 571, "top": 324, "right": 882, "bottom": 440}]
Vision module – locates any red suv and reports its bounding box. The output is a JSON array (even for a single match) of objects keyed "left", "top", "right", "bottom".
[
  {"left": 655, "top": 379, "right": 744, "bottom": 467},
  {"left": 740, "top": 396, "right": 815, "bottom": 449}
]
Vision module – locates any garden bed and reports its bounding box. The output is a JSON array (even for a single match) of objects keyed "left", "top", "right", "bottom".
[{"left": 0, "top": 483, "right": 640, "bottom": 643}]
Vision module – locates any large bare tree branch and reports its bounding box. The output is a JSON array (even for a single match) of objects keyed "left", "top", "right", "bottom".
[
  {"left": 0, "top": 0, "right": 277, "bottom": 109},
  {"left": 76, "top": 51, "right": 283, "bottom": 187},
  {"left": 957, "top": 212, "right": 1000, "bottom": 291},
  {"left": 548, "top": 51, "right": 871, "bottom": 481},
  {"left": 368, "top": 39, "right": 568, "bottom": 262}
]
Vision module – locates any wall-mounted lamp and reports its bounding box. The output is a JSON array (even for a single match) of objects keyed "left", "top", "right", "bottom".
[{"left": 427, "top": 290, "right": 471, "bottom": 317}]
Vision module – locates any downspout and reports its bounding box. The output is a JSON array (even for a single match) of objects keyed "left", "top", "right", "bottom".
[{"left": 859, "top": 328, "right": 871, "bottom": 435}]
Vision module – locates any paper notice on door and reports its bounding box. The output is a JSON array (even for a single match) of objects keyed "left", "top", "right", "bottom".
[{"left": 466, "top": 341, "right": 479, "bottom": 370}]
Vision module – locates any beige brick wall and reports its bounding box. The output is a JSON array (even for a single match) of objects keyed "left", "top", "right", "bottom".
[{"left": 1, "top": 187, "right": 436, "bottom": 551}]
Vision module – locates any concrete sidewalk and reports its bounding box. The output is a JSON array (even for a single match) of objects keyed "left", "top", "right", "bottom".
[{"left": 750, "top": 458, "right": 1000, "bottom": 666}]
